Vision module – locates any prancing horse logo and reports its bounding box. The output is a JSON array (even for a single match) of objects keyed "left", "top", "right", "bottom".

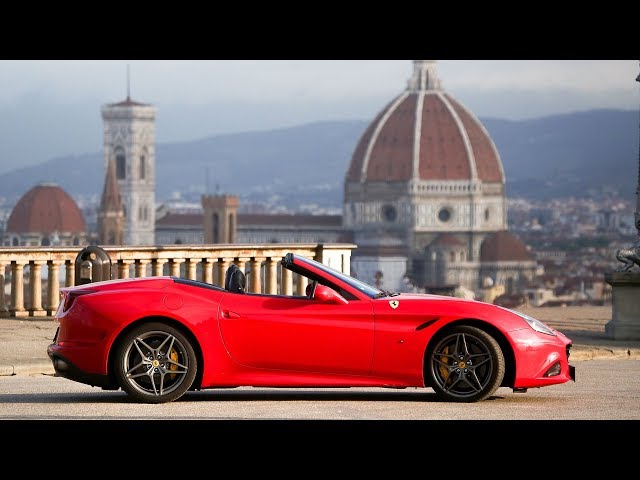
[{"left": 389, "top": 300, "right": 399, "bottom": 309}]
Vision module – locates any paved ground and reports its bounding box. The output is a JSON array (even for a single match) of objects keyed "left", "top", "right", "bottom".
[{"left": 1, "top": 305, "right": 640, "bottom": 376}]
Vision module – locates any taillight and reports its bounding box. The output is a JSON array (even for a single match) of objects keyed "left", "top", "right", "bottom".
[{"left": 61, "top": 289, "right": 95, "bottom": 311}]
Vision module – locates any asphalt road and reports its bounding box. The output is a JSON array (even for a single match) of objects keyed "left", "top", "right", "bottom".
[{"left": 1, "top": 358, "right": 639, "bottom": 420}]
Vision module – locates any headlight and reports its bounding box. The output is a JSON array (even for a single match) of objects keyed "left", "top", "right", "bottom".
[{"left": 511, "top": 310, "right": 556, "bottom": 336}]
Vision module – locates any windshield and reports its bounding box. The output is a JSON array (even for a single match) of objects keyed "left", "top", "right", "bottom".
[{"left": 293, "top": 254, "right": 385, "bottom": 298}]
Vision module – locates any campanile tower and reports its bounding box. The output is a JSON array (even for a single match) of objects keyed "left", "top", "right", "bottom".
[{"left": 101, "top": 86, "right": 157, "bottom": 245}]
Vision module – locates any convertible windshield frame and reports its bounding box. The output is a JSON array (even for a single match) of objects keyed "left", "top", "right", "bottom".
[{"left": 289, "top": 254, "right": 384, "bottom": 299}]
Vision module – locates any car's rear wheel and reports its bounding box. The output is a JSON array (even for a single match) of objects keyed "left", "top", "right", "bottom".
[
  {"left": 427, "top": 325, "right": 505, "bottom": 403},
  {"left": 114, "top": 322, "right": 197, "bottom": 404}
]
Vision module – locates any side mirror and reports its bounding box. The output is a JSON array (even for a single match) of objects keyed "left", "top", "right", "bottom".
[{"left": 314, "top": 284, "right": 348, "bottom": 305}]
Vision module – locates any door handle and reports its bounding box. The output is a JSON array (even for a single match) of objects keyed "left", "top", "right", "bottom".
[{"left": 222, "top": 310, "right": 240, "bottom": 319}]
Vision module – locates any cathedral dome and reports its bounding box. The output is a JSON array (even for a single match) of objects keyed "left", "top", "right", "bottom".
[
  {"left": 480, "top": 231, "right": 532, "bottom": 262},
  {"left": 6, "top": 183, "right": 86, "bottom": 235},
  {"left": 346, "top": 60, "right": 504, "bottom": 184}
]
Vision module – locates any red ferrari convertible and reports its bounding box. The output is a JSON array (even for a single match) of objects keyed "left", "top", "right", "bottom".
[{"left": 48, "top": 252, "right": 575, "bottom": 404}]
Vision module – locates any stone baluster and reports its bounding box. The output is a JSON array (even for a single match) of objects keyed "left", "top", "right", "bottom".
[
  {"left": 295, "top": 272, "right": 308, "bottom": 296},
  {"left": 46, "top": 260, "right": 63, "bottom": 315},
  {"left": 117, "top": 260, "right": 134, "bottom": 279},
  {"left": 184, "top": 258, "right": 198, "bottom": 280},
  {"left": 201, "top": 258, "right": 214, "bottom": 284},
  {"left": 281, "top": 266, "right": 293, "bottom": 296},
  {"left": 151, "top": 259, "right": 167, "bottom": 277},
  {"left": 265, "top": 257, "right": 279, "bottom": 295},
  {"left": 168, "top": 259, "right": 185, "bottom": 277},
  {"left": 135, "top": 259, "right": 149, "bottom": 278},
  {"left": 10, "top": 261, "right": 27, "bottom": 317},
  {"left": 0, "top": 262, "right": 8, "bottom": 317},
  {"left": 65, "top": 259, "right": 75, "bottom": 287},
  {"left": 28, "top": 260, "right": 46, "bottom": 316},
  {"left": 248, "top": 257, "right": 263, "bottom": 293}
]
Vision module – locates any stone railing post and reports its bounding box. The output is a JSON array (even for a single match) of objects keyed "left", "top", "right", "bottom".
[
  {"left": 248, "top": 257, "right": 263, "bottom": 293},
  {"left": 29, "top": 260, "right": 46, "bottom": 316},
  {"left": 281, "top": 266, "right": 293, "bottom": 296},
  {"left": 0, "top": 262, "right": 8, "bottom": 317},
  {"left": 184, "top": 258, "right": 198, "bottom": 280},
  {"left": 201, "top": 258, "right": 214, "bottom": 284},
  {"left": 135, "top": 259, "right": 149, "bottom": 278},
  {"left": 265, "top": 257, "right": 279, "bottom": 295},
  {"left": 65, "top": 259, "right": 75, "bottom": 287},
  {"left": 9, "top": 261, "right": 27, "bottom": 317},
  {"left": 151, "top": 259, "right": 167, "bottom": 277},
  {"left": 168, "top": 259, "right": 185, "bottom": 277},
  {"left": 46, "top": 260, "right": 63, "bottom": 315},
  {"left": 117, "top": 260, "right": 134, "bottom": 279}
]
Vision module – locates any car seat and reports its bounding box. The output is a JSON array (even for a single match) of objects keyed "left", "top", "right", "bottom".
[{"left": 225, "top": 264, "right": 246, "bottom": 293}]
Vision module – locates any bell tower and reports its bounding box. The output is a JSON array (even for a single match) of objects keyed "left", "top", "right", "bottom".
[
  {"left": 100, "top": 72, "right": 157, "bottom": 245},
  {"left": 202, "top": 194, "right": 239, "bottom": 244}
]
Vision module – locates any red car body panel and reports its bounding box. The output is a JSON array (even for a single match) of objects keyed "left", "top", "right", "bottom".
[{"left": 48, "top": 253, "right": 575, "bottom": 402}]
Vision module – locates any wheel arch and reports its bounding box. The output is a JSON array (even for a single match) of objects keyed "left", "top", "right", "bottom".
[
  {"left": 423, "top": 318, "right": 516, "bottom": 388},
  {"left": 107, "top": 316, "right": 206, "bottom": 390}
]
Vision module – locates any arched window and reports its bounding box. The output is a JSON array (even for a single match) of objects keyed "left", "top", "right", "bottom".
[
  {"left": 12, "top": 237, "right": 19, "bottom": 246},
  {"left": 115, "top": 146, "right": 126, "bottom": 179},
  {"left": 212, "top": 213, "right": 219, "bottom": 243},
  {"left": 41, "top": 236, "right": 50, "bottom": 246},
  {"left": 228, "top": 213, "right": 234, "bottom": 243},
  {"left": 139, "top": 149, "right": 147, "bottom": 180},
  {"left": 73, "top": 237, "right": 80, "bottom": 246},
  {"left": 449, "top": 251, "right": 455, "bottom": 262}
]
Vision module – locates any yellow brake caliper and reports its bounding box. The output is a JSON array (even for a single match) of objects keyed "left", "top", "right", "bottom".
[
  {"left": 438, "top": 346, "right": 450, "bottom": 382},
  {"left": 169, "top": 348, "right": 179, "bottom": 378}
]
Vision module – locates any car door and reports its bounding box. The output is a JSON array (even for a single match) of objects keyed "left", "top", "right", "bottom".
[{"left": 218, "top": 292, "right": 374, "bottom": 375}]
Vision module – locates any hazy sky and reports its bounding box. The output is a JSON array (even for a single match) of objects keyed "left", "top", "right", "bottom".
[{"left": 0, "top": 60, "right": 638, "bottom": 175}]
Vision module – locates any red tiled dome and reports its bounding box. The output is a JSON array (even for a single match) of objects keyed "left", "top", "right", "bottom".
[
  {"left": 480, "top": 231, "right": 532, "bottom": 262},
  {"left": 346, "top": 61, "right": 504, "bottom": 184},
  {"left": 6, "top": 183, "right": 86, "bottom": 234}
]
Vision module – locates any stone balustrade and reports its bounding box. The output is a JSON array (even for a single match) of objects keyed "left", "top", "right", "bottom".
[{"left": 0, "top": 243, "right": 355, "bottom": 319}]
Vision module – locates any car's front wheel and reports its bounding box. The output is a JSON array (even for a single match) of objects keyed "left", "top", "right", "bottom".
[
  {"left": 427, "top": 325, "right": 505, "bottom": 403},
  {"left": 113, "top": 322, "right": 197, "bottom": 404}
]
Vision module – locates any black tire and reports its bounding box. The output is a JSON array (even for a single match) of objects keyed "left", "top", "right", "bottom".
[
  {"left": 113, "top": 322, "right": 197, "bottom": 404},
  {"left": 426, "top": 325, "right": 505, "bottom": 403}
]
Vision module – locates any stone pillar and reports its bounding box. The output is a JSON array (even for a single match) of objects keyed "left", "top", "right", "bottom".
[
  {"left": 151, "top": 259, "right": 167, "bottom": 277},
  {"left": 184, "top": 259, "right": 198, "bottom": 280},
  {"left": 117, "top": 260, "right": 133, "bottom": 279},
  {"left": 29, "top": 260, "right": 46, "bottom": 316},
  {"left": 65, "top": 259, "right": 75, "bottom": 287},
  {"left": 281, "top": 267, "right": 293, "bottom": 296},
  {"left": 0, "top": 262, "right": 8, "bottom": 317},
  {"left": 605, "top": 272, "right": 640, "bottom": 340},
  {"left": 265, "top": 258, "right": 279, "bottom": 295},
  {"left": 9, "top": 261, "right": 27, "bottom": 317},
  {"left": 46, "top": 260, "right": 63, "bottom": 315},
  {"left": 135, "top": 260, "right": 149, "bottom": 278},
  {"left": 295, "top": 273, "right": 308, "bottom": 296},
  {"left": 248, "top": 258, "right": 263, "bottom": 293},
  {"left": 201, "top": 259, "right": 214, "bottom": 284},
  {"left": 168, "top": 259, "right": 184, "bottom": 277}
]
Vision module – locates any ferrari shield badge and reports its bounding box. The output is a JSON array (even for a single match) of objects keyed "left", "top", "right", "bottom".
[{"left": 389, "top": 300, "right": 399, "bottom": 309}]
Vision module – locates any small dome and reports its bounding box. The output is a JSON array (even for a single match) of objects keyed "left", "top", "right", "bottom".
[
  {"left": 480, "top": 231, "right": 532, "bottom": 262},
  {"left": 6, "top": 183, "right": 86, "bottom": 234}
]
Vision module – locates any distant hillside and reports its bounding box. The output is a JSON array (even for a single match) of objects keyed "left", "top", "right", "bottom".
[{"left": 0, "top": 109, "right": 637, "bottom": 209}]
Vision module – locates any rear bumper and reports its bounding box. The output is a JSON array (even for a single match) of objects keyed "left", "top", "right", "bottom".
[{"left": 47, "top": 343, "right": 117, "bottom": 390}]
